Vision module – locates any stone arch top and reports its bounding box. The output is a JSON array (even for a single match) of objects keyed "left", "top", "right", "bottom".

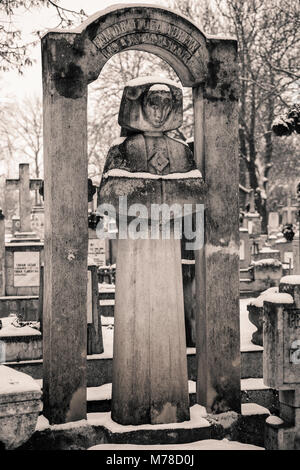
[
  {"left": 42, "top": 4, "right": 237, "bottom": 97},
  {"left": 77, "top": 4, "right": 209, "bottom": 85},
  {"left": 43, "top": 4, "right": 213, "bottom": 87}
]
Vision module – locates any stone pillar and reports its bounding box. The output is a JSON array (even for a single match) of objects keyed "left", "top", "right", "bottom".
[
  {"left": 194, "top": 39, "right": 241, "bottom": 413},
  {"left": 0, "top": 210, "right": 5, "bottom": 296},
  {"left": 112, "top": 231, "right": 190, "bottom": 425},
  {"left": 42, "top": 33, "right": 89, "bottom": 424}
]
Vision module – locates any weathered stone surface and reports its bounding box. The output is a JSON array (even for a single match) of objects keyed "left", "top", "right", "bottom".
[{"left": 0, "top": 365, "right": 42, "bottom": 449}]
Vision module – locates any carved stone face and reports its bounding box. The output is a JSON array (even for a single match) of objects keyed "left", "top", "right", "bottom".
[
  {"left": 142, "top": 89, "right": 172, "bottom": 129},
  {"left": 118, "top": 77, "right": 183, "bottom": 133}
]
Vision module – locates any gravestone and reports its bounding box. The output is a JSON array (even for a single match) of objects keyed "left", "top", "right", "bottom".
[
  {"left": 5, "top": 164, "right": 42, "bottom": 238},
  {"left": 239, "top": 228, "right": 251, "bottom": 269},
  {"left": 268, "top": 212, "right": 280, "bottom": 236},
  {"left": 263, "top": 276, "right": 300, "bottom": 449},
  {"left": 281, "top": 196, "right": 298, "bottom": 226},
  {"left": 293, "top": 231, "right": 300, "bottom": 274},
  {"left": 41, "top": 4, "right": 240, "bottom": 423}
]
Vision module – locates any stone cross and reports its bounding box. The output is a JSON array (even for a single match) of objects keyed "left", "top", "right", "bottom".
[{"left": 6, "top": 164, "right": 43, "bottom": 233}]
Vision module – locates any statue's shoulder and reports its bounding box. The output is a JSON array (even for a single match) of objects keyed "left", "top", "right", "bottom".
[
  {"left": 167, "top": 136, "right": 189, "bottom": 148},
  {"left": 110, "top": 134, "right": 144, "bottom": 148}
]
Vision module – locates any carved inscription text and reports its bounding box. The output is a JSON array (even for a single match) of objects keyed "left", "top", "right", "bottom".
[{"left": 92, "top": 18, "right": 201, "bottom": 62}]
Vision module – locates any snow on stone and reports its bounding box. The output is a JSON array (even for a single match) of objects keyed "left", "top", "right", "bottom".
[
  {"left": 280, "top": 275, "right": 300, "bottom": 285},
  {"left": 87, "top": 404, "right": 208, "bottom": 432},
  {"left": 0, "top": 316, "right": 41, "bottom": 337},
  {"left": 262, "top": 293, "right": 294, "bottom": 304},
  {"left": 103, "top": 169, "right": 202, "bottom": 179},
  {"left": 241, "top": 378, "right": 269, "bottom": 391},
  {"left": 100, "top": 299, "right": 115, "bottom": 306},
  {"left": 275, "top": 237, "right": 288, "bottom": 244},
  {"left": 124, "top": 75, "right": 181, "bottom": 89},
  {"left": 249, "top": 287, "right": 279, "bottom": 307},
  {"left": 87, "top": 381, "right": 197, "bottom": 402},
  {"left": 101, "top": 316, "right": 114, "bottom": 326},
  {"left": 89, "top": 439, "right": 264, "bottom": 450},
  {"left": 98, "top": 282, "right": 115, "bottom": 293},
  {"left": 87, "top": 383, "right": 112, "bottom": 402},
  {"left": 251, "top": 258, "right": 282, "bottom": 267},
  {"left": 241, "top": 403, "right": 270, "bottom": 416},
  {"left": 259, "top": 247, "right": 279, "bottom": 253},
  {"left": 0, "top": 365, "right": 41, "bottom": 395},
  {"left": 266, "top": 415, "right": 284, "bottom": 426}
]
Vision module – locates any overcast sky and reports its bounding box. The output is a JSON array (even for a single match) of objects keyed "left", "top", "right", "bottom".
[{"left": 2, "top": 0, "right": 164, "bottom": 102}]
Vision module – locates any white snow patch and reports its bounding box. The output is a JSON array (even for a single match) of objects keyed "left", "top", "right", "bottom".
[
  {"left": 87, "top": 404, "right": 209, "bottom": 432},
  {"left": 101, "top": 316, "right": 114, "bottom": 326},
  {"left": 241, "top": 378, "right": 269, "bottom": 391},
  {"left": 87, "top": 383, "right": 112, "bottom": 402},
  {"left": 259, "top": 247, "right": 279, "bottom": 253},
  {"left": 182, "top": 259, "right": 195, "bottom": 265},
  {"left": 0, "top": 319, "right": 41, "bottom": 338},
  {"left": 100, "top": 299, "right": 115, "bottom": 306},
  {"left": 249, "top": 287, "right": 279, "bottom": 307},
  {"left": 242, "top": 403, "right": 270, "bottom": 416},
  {"left": 89, "top": 439, "right": 264, "bottom": 450},
  {"left": 251, "top": 258, "right": 282, "bottom": 267},
  {"left": 266, "top": 415, "right": 284, "bottom": 426},
  {"left": 262, "top": 293, "right": 294, "bottom": 304},
  {"left": 125, "top": 75, "right": 181, "bottom": 89},
  {"left": 103, "top": 169, "right": 202, "bottom": 179},
  {"left": 0, "top": 365, "right": 41, "bottom": 395},
  {"left": 186, "top": 347, "right": 196, "bottom": 355},
  {"left": 275, "top": 238, "right": 288, "bottom": 244},
  {"left": 280, "top": 275, "right": 300, "bottom": 285}
]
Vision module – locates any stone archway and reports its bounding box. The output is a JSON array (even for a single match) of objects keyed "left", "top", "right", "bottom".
[{"left": 42, "top": 4, "right": 240, "bottom": 424}]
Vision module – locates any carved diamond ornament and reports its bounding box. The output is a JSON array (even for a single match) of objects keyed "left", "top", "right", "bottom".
[{"left": 149, "top": 151, "right": 169, "bottom": 173}]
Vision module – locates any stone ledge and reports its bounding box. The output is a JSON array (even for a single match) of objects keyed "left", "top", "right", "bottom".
[
  {"left": 19, "top": 403, "right": 269, "bottom": 450},
  {"left": 0, "top": 366, "right": 42, "bottom": 449}
]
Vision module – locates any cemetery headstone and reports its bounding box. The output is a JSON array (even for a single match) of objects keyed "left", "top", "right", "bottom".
[
  {"left": 5, "top": 163, "right": 42, "bottom": 238},
  {"left": 263, "top": 276, "right": 300, "bottom": 450},
  {"left": 268, "top": 212, "right": 280, "bottom": 236},
  {"left": 41, "top": 4, "right": 240, "bottom": 424}
]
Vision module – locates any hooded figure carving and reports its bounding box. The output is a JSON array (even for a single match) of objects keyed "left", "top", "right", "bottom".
[{"left": 102, "top": 77, "right": 196, "bottom": 176}]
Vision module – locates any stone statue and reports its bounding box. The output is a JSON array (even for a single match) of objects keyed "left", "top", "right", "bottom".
[
  {"left": 99, "top": 76, "right": 204, "bottom": 426},
  {"left": 102, "top": 79, "right": 196, "bottom": 176}
]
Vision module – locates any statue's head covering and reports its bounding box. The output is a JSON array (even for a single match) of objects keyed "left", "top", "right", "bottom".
[{"left": 118, "top": 76, "right": 183, "bottom": 133}]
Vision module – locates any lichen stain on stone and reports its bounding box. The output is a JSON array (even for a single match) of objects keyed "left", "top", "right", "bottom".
[
  {"left": 207, "top": 58, "right": 220, "bottom": 90},
  {"left": 65, "top": 387, "right": 86, "bottom": 422},
  {"left": 54, "top": 63, "right": 85, "bottom": 99}
]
